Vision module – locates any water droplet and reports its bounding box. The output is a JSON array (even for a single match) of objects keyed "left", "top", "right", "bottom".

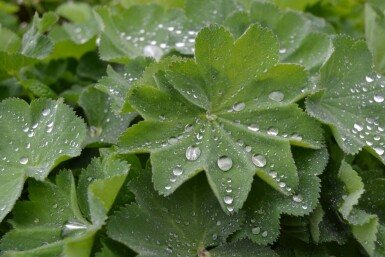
[
  {"left": 172, "top": 167, "right": 183, "bottom": 176},
  {"left": 143, "top": 45, "right": 163, "bottom": 61},
  {"left": 168, "top": 137, "right": 178, "bottom": 145},
  {"left": 32, "top": 123, "right": 38, "bottom": 129},
  {"left": 374, "top": 147, "right": 384, "bottom": 156},
  {"left": 293, "top": 194, "right": 303, "bottom": 203},
  {"left": 236, "top": 139, "right": 244, "bottom": 146},
  {"left": 42, "top": 108, "right": 51, "bottom": 116},
  {"left": 186, "top": 146, "right": 201, "bottom": 161},
  {"left": 165, "top": 185, "right": 171, "bottom": 190},
  {"left": 226, "top": 206, "right": 234, "bottom": 212},
  {"left": 278, "top": 182, "right": 286, "bottom": 188},
  {"left": 196, "top": 133, "right": 203, "bottom": 140},
  {"left": 252, "top": 154, "right": 266, "bottom": 167},
  {"left": 224, "top": 196, "right": 233, "bottom": 205},
  {"left": 244, "top": 145, "right": 252, "bottom": 152},
  {"left": 269, "top": 171, "right": 277, "bottom": 178},
  {"left": 279, "top": 48, "right": 287, "bottom": 54},
  {"left": 232, "top": 102, "right": 245, "bottom": 112},
  {"left": 19, "top": 157, "right": 28, "bottom": 165},
  {"left": 366, "top": 76, "right": 374, "bottom": 82},
  {"left": 217, "top": 156, "right": 233, "bottom": 171},
  {"left": 184, "top": 124, "right": 194, "bottom": 133},
  {"left": 354, "top": 123, "right": 364, "bottom": 132},
  {"left": 290, "top": 133, "right": 302, "bottom": 141},
  {"left": 62, "top": 220, "right": 87, "bottom": 237},
  {"left": 268, "top": 91, "right": 285, "bottom": 102},
  {"left": 248, "top": 124, "right": 259, "bottom": 132},
  {"left": 267, "top": 127, "right": 279, "bottom": 136},
  {"left": 374, "top": 94, "right": 384, "bottom": 103},
  {"left": 251, "top": 227, "right": 260, "bottom": 234},
  {"left": 261, "top": 231, "right": 268, "bottom": 237}
]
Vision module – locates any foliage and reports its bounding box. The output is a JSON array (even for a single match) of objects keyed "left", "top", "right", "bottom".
[{"left": 0, "top": 0, "right": 384, "bottom": 256}]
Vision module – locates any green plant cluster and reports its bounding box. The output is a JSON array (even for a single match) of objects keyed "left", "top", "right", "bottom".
[{"left": 0, "top": 0, "right": 384, "bottom": 256}]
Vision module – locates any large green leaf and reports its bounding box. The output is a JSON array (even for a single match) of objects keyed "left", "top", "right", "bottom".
[
  {"left": 0, "top": 98, "right": 86, "bottom": 222},
  {"left": 235, "top": 147, "right": 328, "bottom": 245},
  {"left": 225, "top": 2, "right": 333, "bottom": 73},
  {"left": 119, "top": 25, "right": 323, "bottom": 213},
  {"left": 306, "top": 36, "right": 385, "bottom": 164},
  {"left": 0, "top": 157, "right": 129, "bottom": 256},
  {"left": 78, "top": 86, "right": 136, "bottom": 146},
  {"left": 107, "top": 168, "right": 244, "bottom": 256}
]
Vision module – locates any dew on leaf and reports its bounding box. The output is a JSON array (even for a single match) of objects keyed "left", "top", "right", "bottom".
[
  {"left": 143, "top": 45, "right": 163, "bottom": 60},
  {"left": 268, "top": 91, "right": 285, "bottom": 102},
  {"left": 168, "top": 137, "right": 178, "bottom": 145},
  {"left": 19, "top": 157, "right": 28, "bottom": 165},
  {"left": 374, "top": 147, "right": 384, "bottom": 156},
  {"left": 374, "top": 94, "right": 384, "bottom": 103},
  {"left": 226, "top": 206, "right": 234, "bottom": 212},
  {"left": 252, "top": 154, "right": 267, "bottom": 168},
  {"left": 217, "top": 156, "right": 233, "bottom": 171},
  {"left": 278, "top": 182, "right": 286, "bottom": 188},
  {"left": 61, "top": 220, "right": 87, "bottom": 237},
  {"left": 196, "top": 133, "right": 203, "bottom": 140},
  {"left": 269, "top": 171, "right": 277, "bottom": 178},
  {"left": 290, "top": 133, "right": 302, "bottom": 141},
  {"left": 236, "top": 139, "right": 244, "bottom": 146},
  {"left": 267, "top": 127, "right": 279, "bottom": 136},
  {"left": 185, "top": 146, "right": 201, "bottom": 161},
  {"left": 365, "top": 76, "right": 374, "bottom": 83},
  {"left": 184, "top": 124, "right": 194, "bottom": 133},
  {"left": 244, "top": 145, "right": 252, "bottom": 152},
  {"left": 42, "top": 108, "right": 51, "bottom": 116},
  {"left": 165, "top": 185, "right": 171, "bottom": 190},
  {"left": 232, "top": 102, "right": 245, "bottom": 112},
  {"left": 293, "top": 194, "right": 303, "bottom": 203},
  {"left": 224, "top": 196, "right": 233, "bottom": 205},
  {"left": 251, "top": 227, "right": 261, "bottom": 235},
  {"left": 353, "top": 123, "right": 364, "bottom": 132},
  {"left": 172, "top": 167, "right": 183, "bottom": 176},
  {"left": 261, "top": 231, "right": 268, "bottom": 237},
  {"left": 247, "top": 124, "right": 259, "bottom": 132}
]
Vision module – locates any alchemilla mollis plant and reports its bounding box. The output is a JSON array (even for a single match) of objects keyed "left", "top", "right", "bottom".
[{"left": 0, "top": 0, "right": 384, "bottom": 256}]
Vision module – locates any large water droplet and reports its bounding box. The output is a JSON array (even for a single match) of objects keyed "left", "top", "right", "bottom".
[
  {"left": 184, "top": 124, "right": 194, "bottom": 133},
  {"left": 19, "top": 157, "right": 28, "bottom": 165},
  {"left": 224, "top": 196, "right": 233, "bottom": 205},
  {"left": 374, "top": 147, "right": 384, "bottom": 156},
  {"left": 366, "top": 76, "right": 374, "bottom": 83},
  {"left": 293, "top": 194, "right": 303, "bottom": 203},
  {"left": 186, "top": 146, "right": 201, "bottom": 161},
  {"left": 248, "top": 124, "right": 259, "bottom": 132},
  {"left": 251, "top": 227, "right": 260, "bottom": 234},
  {"left": 42, "top": 108, "right": 51, "bottom": 116},
  {"left": 268, "top": 91, "right": 284, "bottom": 102},
  {"left": 252, "top": 154, "right": 266, "bottom": 167},
  {"left": 62, "top": 220, "right": 87, "bottom": 237},
  {"left": 172, "top": 167, "right": 183, "bottom": 176},
  {"left": 233, "top": 102, "right": 245, "bottom": 112},
  {"left": 217, "top": 156, "right": 233, "bottom": 171},
  {"left": 168, "top": 137, "right": 178, "bottom": 145},
  {"left": 353, "top": 123, "right": 364, "bottom": 132},
  {"left": 267, "top": 127, "right": 278, "bottom": 136},
  {"left": 374, "top": 94, "right": 384, "bottom": 103}
]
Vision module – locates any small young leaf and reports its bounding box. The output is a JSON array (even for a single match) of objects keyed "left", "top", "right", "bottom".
[
  {"left": 19, "top": 79, "right": 57, "bottom": 99},
  {"left": 107, "top": 169, "right": 244, "bottom": 256},
  {"left": 306, "top": 36, "right": 385, "bottom": 164},
  {"left": 119, "top": 25, "right": 324, "bottom": 213},
  {"left": 0, "top": 98, "right": 86, "bottom": 222}
]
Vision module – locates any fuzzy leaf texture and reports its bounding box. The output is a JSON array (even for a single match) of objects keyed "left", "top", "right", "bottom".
[
  {"left": 0, "top": 98, "right": 86, "bottom": 222},
  {"left": 306, "top": 36, "right": 385, "bottom": 164},
  {"left": 119, "top": 24, "right": 324, "bottom": 214}
]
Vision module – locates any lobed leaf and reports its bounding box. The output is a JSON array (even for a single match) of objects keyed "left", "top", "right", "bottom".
[
  {"left": 119, "top": 25, "right": 324, "bottom": 214},
  {"left": 0, "top": 98, "right": 86, "bottom": 222},
  {"left": 306, "top": 36, "right": 385, "bottom": 164}
]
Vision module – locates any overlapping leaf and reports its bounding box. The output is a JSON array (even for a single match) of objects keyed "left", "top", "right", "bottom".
[
  {"left": 224, "top": 1, "right": 333, "bottom": 73},
  {"left": 0, "top": 98, "right": 86, "bottom": 222},
  {"left": 78, "top": 86, "right": 136, "bottom": 146},
  {"left": 235, "top": 147, "right": 328, "bottom": 245},
  {"left": 0, "top": 157, "right": 129, "bottom": 256},
  {"left": 306, "top": 36, "right": 385, "bottom": 164},
  {"left": 107, "top": 169, "right": 248, "bottom": 256},
  {"left": 119, "top": 25, "right": 324, "bottom": 213}
]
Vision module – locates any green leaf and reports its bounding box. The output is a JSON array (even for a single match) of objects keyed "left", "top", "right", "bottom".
[
  {"left": 78, "top": 86, "right": 136, "bottom": 147},
  {"left": 0, "top": 156, "right": 129, "bottom": 256},
  {"left": 272, "top": 0, "right": 318, "bottom": 10},
  {"left": 119, "top": 25, "right": 324, "bottom": 213},
  {"left": 337, "top": 161, "right": 380, "bottom": 256},
  {"left": 306, "top": 36, "right": 385, "bottom": 164},
  {"left": 21, "top": 13, "right": 53, "bottom": 60},
  {"left": 95, "top": 57, "right": 153, "bottom": 114},
  {"left": 0, "top": 26, "right": 20, "bottom": 53},
  {"left": 56, "top": 2, "right": 93, "bottom": 23},
  {"left": 0, "top": 98, "right": 86, "bottom": 222},
  {"left": 107, "top": 169, "right": 244, "bottom": 256},
  {"left": 365, "top": 3, "right": 385, "bottom": 73},
  {"left": 225, "top": 2, "right": 333, "bottom": 72},
  {"left": 0, "top": 52, "right": 36, "bottom": 76},
  {"left": 19, "top": 79, "right": 57, "bottom": 99},
  {"left": 235, "top": 147, "right": 328, "bottom": 245}
]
